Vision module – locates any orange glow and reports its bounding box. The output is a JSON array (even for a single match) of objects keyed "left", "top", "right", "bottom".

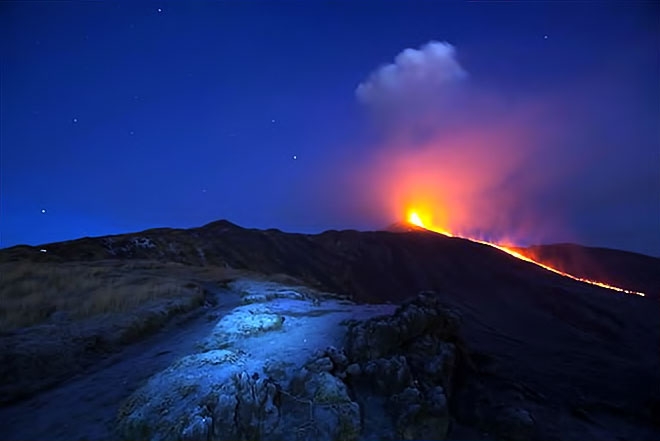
[
  {"left": 406, "top": 211, "right": 646, "bottom": 297},
  {"left": 408, "top": 211, "right": 425, "bottom": 228},
  {"left": 357, "top": 119, "right": 564, "bottom": 247}
]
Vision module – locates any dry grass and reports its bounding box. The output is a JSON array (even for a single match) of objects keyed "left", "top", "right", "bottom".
[
  {"left": 0, "top": 259, "right": 306, "bottom": 403},
  {"left": 0, "top": 260, "right": 208, "bottom": 331},
  {"left": 0, "top": 258, "right": 316, "bottom": 332}
]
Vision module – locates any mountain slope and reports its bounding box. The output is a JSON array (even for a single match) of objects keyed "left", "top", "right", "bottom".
[
  {"left": 518, "top": 243, "right": 660, "bottom": 298},
  {"left": 3, "top": 219, "right": 658, "bottom": 303},
  {"left": 2, "top": 220, "right": 659, "bottom": 439}
]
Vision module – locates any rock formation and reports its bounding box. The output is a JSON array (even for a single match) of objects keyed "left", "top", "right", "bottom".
[{"left": 117, "top": 285, "right": 463, "bottom": 441}]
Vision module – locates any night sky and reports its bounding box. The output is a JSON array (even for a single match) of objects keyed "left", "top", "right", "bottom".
[{"left": 2, "top": 1, "right": 659, "bottom": 255}]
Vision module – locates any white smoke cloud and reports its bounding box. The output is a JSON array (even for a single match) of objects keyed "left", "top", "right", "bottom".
[
  {"left": 348, "top": 40, "right": 559, "bottom": 244},
  {"left": 356, "top": 41, "right": 467, "bottom": 109}
]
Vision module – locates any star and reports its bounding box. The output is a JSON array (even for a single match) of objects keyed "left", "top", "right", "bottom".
[
  {"left": 544, "top": 35, "right": 549, "bottom": 40},
  {"left": 157, "top": 8, "right": 162, "bottom": 13},
  {"left": 41, "top": 209, "right": 46, "bottom": 214},
  {"left": 72, "top": 117, "right": 78, "bottom": 123},
  {"left": 271, "top": 119, "right": 276, "bottom": 123},
  {"left": 292, "top": 155, "right": 297, "bottom": 160}
]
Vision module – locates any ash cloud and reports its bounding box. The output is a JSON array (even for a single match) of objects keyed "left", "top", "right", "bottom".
[
  {"left": 350, "top": 41, "right": 569, "bottom": 245},
  {"left": 356, "top": 41, "right": 467, "bottom": 111},
  {"left": 331, "top": 39, "right": 659, "bottom": 254}
]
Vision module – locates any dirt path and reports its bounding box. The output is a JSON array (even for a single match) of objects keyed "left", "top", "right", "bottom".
[{"left": 0, "top": 286, "right": 241, "bottom": 441}]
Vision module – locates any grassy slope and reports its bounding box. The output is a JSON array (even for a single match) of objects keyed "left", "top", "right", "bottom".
[
  {"left": 0, "top": 261, "right": 205, "bottom": 331},
  {"left": 0, "top": 260, "right": 274, "bottom": 403}
]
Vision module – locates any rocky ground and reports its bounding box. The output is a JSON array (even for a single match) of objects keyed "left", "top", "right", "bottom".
[
  {"left": 0, "top": 278, "right": 485, "bottom": 441},
  {"left": 1, "top": 276, "right": 658, "bottom": 440},
  {"left": 116, "top": 280, "right": 466, "bottom": 441}
]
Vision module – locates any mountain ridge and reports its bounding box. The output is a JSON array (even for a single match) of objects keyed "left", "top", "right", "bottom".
[{"left": 2, "top": 219, "right": 657, "bottom": 300}]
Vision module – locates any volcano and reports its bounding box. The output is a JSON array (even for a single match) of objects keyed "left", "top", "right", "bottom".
[
  {"left": 399, "top": 212, "right": 647, "bottom": 296},
  {"left": 0, "top": 220, "right": 659, "bottom": 441}
]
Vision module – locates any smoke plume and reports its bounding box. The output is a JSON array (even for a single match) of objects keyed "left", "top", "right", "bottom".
[
  {"left": 351, "top": 41, "right": 568, "bottom": 245},
  {"left": 356, "top": 41, "right": 466, "bottom": 112}
]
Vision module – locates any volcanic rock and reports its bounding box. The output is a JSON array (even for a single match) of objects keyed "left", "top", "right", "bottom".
[
  {"left": 345, "top": 291, "right": 461, "bottom": 361},
  {"left": 116, "top": 284, "right": 462, "bottom": 441}
]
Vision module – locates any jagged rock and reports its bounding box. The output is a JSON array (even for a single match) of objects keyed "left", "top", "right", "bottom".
[
  {"left": 120, "top": 367, "right": 283, "bottom": 441},
  {"left": 345, "top": 294, "right": 459, "bottom": 396},
  {"left": 285, "top": 366, "right": 361, "bottom": 441},
  {"left": 425, "top": 343, "right": 455, "bottom": 387},
  {"left": 312, "top": 400, "right": 361, "bottom": 441},
  {"left": 364, "top": 356, "right": 413, "bottom": 395},
  {"left": 346, "top": 363, "right": 361, "bottom": 376},
  {"left": 230, "top": 372, "right": 280, "bottom": 440},
  {"left": 312, "top": 372, "right": 352, "bottom": 404},
  {"left": 212, "top": 392, "right": 239, "bottom": 439},
  {"left": 307, "top": 356, "right": 334, "bottom": 373},
  {"left": 345, "top": 292, "right": 460, "bottom": 362},
  {"left": 390, "top": 387, "right": 424, "bottom": 437},
  {"left": 388, "top": 386, "right": 450, "bottom": 440},
  {"left": 338, "top": 292, "right": 461, "bottom": 440},
  {"left": 325, "top": 346, "right": 349, "bottom": 370},
  {"left": 290, "top": 368, "right": 351, "bottom": 405},
  {"left": 407, "top": 336, "right": 456, "bottom": 394}
]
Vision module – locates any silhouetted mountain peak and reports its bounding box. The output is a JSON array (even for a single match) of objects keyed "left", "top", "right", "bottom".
[{"left": 198, "top": 219, "right": 243, "bottom": 232}]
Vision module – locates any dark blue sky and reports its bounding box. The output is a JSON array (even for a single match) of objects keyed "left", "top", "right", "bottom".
[{"left": 2, "top": 1, "right": 658, "bottom": 255}]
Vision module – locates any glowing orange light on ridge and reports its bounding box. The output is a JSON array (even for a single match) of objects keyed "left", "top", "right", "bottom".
[
  {"left": 407, "top": 210, "right": 645, "bottom": 297},
  {"left": 408, "top": 212, "right": 425, "bottom": 228}
]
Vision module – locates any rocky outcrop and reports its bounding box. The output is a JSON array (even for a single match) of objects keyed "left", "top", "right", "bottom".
[
  {"left": 116, "top": 286, "right": 462, "bottom": 441},
  {"left": 119, "top": 283, "right": 660, "bottom": 441},
  {"left": 345, "top": 292, "right": 461, "bottom": 361},
  {"left": 341, "top": 293, "right": 461, "bottom": 440}
]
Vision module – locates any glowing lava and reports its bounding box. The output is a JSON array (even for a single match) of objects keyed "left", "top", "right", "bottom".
[
  {"left": 409, "top": 212, "right": 424, "bottom": 228},
  {"left": 406, "top": 211, "right": 645, "bottom": 296}
]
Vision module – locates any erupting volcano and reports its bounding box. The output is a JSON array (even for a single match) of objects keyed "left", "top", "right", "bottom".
[{"left": 406, "top": 210, "right": 646, "bottom": 296}]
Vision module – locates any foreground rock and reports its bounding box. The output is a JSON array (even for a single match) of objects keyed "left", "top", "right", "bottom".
[{"left": 116, "top": 283, "right": 464, "bottom": 440}]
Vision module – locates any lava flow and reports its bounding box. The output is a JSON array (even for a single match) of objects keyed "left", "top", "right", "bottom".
[{"left": 407, "top": 211, "right": 646, "bottom": 297}]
